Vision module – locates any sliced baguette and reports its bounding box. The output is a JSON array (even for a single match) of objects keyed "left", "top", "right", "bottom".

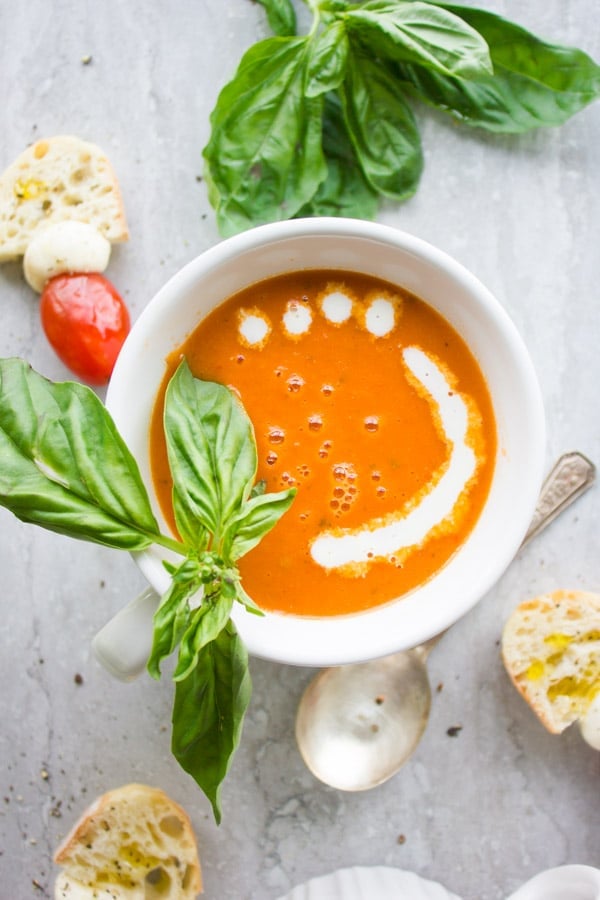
[
  {"left": 53, "top": 783, "right": 202, "bottom": 900},
  {"left": 0, "top": 135, "right": 129, "bottom": 261},
  {"left": 501, "top": 589, "right": 600, "bottom": 734}
]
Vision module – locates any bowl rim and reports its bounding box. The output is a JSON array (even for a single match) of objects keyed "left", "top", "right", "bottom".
[{"left": 107, "top": 217, "right": 546, "bottom": 666}]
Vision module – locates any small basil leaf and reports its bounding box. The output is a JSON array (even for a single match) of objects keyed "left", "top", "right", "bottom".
[
  {"left": 172, "top": 620, "right": 251, "bottom": 825},
  {"left": 227, "top": 487, "right": 297, "bottom": 560},
  {"left": 0, "top": 358, "right": 161, "bottom": 550},
  {"left": 169, "top": 557, "right": 202, "bottom": 584},
  {"left": 319, "top": 0, "right": 354, "bottom": 14},
  {"left": 147, "top": 574, "right": 201, "bottom": 680},
  {"left": 250, "top": 479, "right": 267, "bottom": 499},
  {"left": 345, "top": 0, "right": 493, "bottom": 79},
  {"left": 236, "top": 582, "right": 265, "bottom": 617},
  {"left": 341, "top": 52, "right": 423, "bottom": 199},
  {"left": 256, "top": 0, "right": 297, "bottom": 37},
  {"left": 305, "top": 21, "right": 349, "bottom": 98},
  {"left": 399, "top": 4, "right": 600, "bottom": 132},
  {"left": 297, "top": 91, "right": 379, "bottom": 219},
  {"left": 203, "top": 36, "right": 327, "bottom": 236},
  {"left": 164, "top": 362, "right": 257, "bottom": 547},
  {"left": 173, "top": 591, "right": 233, "bottom": 682}
]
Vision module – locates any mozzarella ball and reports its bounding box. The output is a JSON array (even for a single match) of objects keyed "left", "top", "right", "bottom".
[{"left": 24, "top": 221, "right": 111, "bottom": 292}]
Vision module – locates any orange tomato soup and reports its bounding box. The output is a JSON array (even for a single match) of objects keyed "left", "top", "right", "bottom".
[{"left": 149, "top": 270, "right": 496, "bottom": 617}]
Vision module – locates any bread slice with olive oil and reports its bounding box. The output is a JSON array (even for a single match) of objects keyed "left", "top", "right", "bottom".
[
  {"left": 0, "top": 135, "right": 129, "bottom": 261},
  {"left": 53, "top": 783, "right": 202, "bottom": 899},
  {"left": 501, "top": 589, "right": 600, "bottom": 733}
]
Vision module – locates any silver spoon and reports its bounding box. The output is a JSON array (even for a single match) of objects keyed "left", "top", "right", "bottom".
[{"left": 295, "top": 451, "right": 596, "bottom": 791}]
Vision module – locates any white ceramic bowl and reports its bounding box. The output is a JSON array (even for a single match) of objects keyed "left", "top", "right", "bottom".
[{"left": 106, "top": 217, "right": 545, "bottom": 667}]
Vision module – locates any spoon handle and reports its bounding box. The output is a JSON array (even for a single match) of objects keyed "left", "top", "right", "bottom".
[
  {"left": 521, "top": 450, "right": 595, "bottom": 548},
  {"left": 415, "top": 451, "right": 596, "bottom": 663}
]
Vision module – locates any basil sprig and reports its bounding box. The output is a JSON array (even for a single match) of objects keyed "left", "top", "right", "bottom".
[
  {"left": 0, "top": 357, "right": 295, "bottom": 823},
  {"left": 204, "top": 0, "right": 600, "bottom": 235}
]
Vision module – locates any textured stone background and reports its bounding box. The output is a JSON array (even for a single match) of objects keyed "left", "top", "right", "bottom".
[{"left": 0, "top": 1, "right": 598, "bottom": 898}]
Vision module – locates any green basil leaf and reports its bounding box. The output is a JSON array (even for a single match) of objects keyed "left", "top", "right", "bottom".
[
  {"left": 147, "top": 571, "right": 200, "bottom": 679},
  {"left": 172, "top": 619, "right": 251, "bottom": 824},
  {"left": 297, "top": 91, "right": 379, "bottom": 219},
  {"left": 203, "top": 36, "right": 327, "bottom": 236},
  {"left": 399, "top": 5, "right": 600, "bottom": 133},
  {"left": 236, "top": 582, "right": 265, "bottom": 617},
  {"left": 256, "top": 0, "right": 297, "bottom": 37},
  {"left": 341, "top": 51, "right": 423, "bottom": 199},
  {"left": 250, "top": 479, "right": 267, "bottom": 498},
  {"left": 227, "top": 486, "right": 297, "bottom": 560},
  {"left": 0, "top": 358, "right": 162, "bottom": 550},
  {"left": 173, "top": 591, "right": 233, "bottom": 682},
  {"left": 305, "top": 21, "right": 349, "bottom": 98},
  {"left": 164, "top": 362, "right": 257, "bottom": 547},
  {"left": 345, "top": 0, "right": 492, "bottom": 79},
  {"left": 319, "top": 0, "right": 354, "bottom": 13}
]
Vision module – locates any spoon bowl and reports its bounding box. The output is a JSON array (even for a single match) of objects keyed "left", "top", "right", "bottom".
[
  {"left": 296, "top": 648, "right": 431, "bottom": 791},
  {"left": 295, "top": 452, "right": 595, "bottom": 790}
]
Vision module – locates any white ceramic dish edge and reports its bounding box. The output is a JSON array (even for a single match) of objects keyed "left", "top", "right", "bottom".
[
  {"left": 274, "top": 864, "right": 600, "bottom": 900},
  {"left": 274, "top": 865, "right": 464, "bottom": 900}
]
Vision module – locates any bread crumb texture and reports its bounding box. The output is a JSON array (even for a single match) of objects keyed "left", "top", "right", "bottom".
[
  {"left": 502, "top": 589, "right": 600, "bottom": 733},
  {"left": 0, "top": 135, "right": 129, "bottom": 261},
  {"left": 53, "top": 783, "right": 202, "bottom": 899}
]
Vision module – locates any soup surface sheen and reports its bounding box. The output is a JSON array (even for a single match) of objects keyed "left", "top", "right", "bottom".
[{"left": 150, "top": 270, "right": 497, "bottom": 617}]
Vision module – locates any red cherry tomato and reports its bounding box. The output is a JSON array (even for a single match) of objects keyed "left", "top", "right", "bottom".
[{"left": 40, "top": 273, "right": 130, "bottom": 384}]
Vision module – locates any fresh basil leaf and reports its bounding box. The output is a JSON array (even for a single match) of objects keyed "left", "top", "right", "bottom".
[
  {"left": 344, "top": 0, "right": 493, "bottom": 79},
  {"left": 319, "top": 0, "right": 354, "bottom": 13},
  {"left": 250, "top": 479, "right": 267, "bottom": 498},
  {"left": 173, "top": 591, "right": 233, "bottom": 682},
  {"left": 147, "top": 570, "right": 201, "bottom": 679},
  {"left": 305, "top": 20, "right": 349, "bottom": 98},
  {"left": 297, "top": 92, "right": 379, "bottom": 219},
  {"left": 341, "top": 51, "right": 423, "bottom": 199},
  {"left": 397, "top": 4, "right": 600, "bottom": 132},
  {"left": 255, "top": 0, "right": 297, "bottom": 37},
  {"left": 236, "top": 582, "right": 265, "bottom": 617},
  {"left": 164, "top": 361, "right": 257, "bottom": 547},
  {"left": 227, "top": 486, "right": 297, "bottom": 560},
  {"left": 172, "top": 620, "right": 251, "bottom": 825},
  {"left": 203, "top": 36, "right": 327, "bottom": 236},
  {"left": 0, "top": 358, "right": 162, "bottom": 550}
]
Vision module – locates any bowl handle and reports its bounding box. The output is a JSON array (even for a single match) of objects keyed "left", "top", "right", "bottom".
[{"left": 91, "top": 585, "right": 159, "bottom": 681}]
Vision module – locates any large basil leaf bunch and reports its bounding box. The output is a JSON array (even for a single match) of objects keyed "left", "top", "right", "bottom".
[
  {"left": 0, "top": 358, "right": 295, "bottom": 823},
  {"left": 204, "top": 0, "right": 600, "bottom": 235}
]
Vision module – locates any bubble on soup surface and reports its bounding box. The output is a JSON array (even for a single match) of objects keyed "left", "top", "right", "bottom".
[{"left": 287, "top": 374, "right": 305, "bottom": 393}]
